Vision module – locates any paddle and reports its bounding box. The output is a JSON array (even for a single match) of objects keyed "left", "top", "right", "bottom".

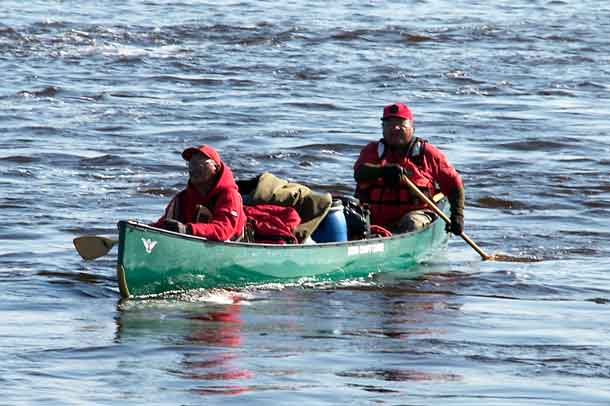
[
  {"left": 73, "top": 236, "right": 118, "bottom": 260},
  {"left": 400, "top": 176, "right": 535, "bottom": 262}
]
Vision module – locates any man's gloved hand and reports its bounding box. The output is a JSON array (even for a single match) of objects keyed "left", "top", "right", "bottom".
[
  {"left": 163, "top": 219, "right": 189, "bottom": 234},
  {"left": 446, "top": 187, "right": 465, "bottom": 235},
  {"left": 381, "top": 164, "right": 406, "bottom": 186},
  {"left": 446, "top": 213, "right": 464, "bottom": 235},
  {"left": 195, "top": 205, "right": 213, "bottom": 223}
]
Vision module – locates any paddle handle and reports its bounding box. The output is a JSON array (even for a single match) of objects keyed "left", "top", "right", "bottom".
[{"left": 401, "top": 176, "right": 492, "bottom": 260}]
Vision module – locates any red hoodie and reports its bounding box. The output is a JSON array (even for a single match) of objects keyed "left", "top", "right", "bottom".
[{"left": 152, "top": 145, "right": 246, "bottom": 241}]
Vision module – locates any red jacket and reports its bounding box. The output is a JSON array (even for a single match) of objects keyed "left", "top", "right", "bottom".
[
  {"left": 152, "top": 145, "right": 246, "bottom": 241},
  {"left": 354, "top": 139, "right": 462, "bottom": 228}
]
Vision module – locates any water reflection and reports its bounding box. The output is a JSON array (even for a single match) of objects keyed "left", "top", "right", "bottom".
[
  {"left": 337, "top": 368, "right": 461, "bottom": 382},
  {"left": 330, "top": 269, "right": 466, "bottom": 389},
  {"left": 115, "top": 295, "right": 253, "bottom": 396},
  {"left": 182, "top": 299, "right": 253, "bottom": 396}
]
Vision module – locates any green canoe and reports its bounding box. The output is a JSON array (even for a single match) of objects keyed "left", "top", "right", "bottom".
[{"left": 116, "top": 198, "right": 450, "bottom": 298}]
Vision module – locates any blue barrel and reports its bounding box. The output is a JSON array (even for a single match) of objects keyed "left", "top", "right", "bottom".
[{"left": 312, "top": 200, "right": 348, "bottom": 243}]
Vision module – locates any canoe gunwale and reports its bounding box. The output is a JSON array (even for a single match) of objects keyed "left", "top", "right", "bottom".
[
  {"left": 121, "top": 219, "right": 435, "bottom": 249},
  {"left": 119, "top": 195, "right": 449, "bottom": 250}
]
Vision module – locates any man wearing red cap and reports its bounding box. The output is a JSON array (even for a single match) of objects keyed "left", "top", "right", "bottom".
[
  {"left": 151, "top": 145, "right": 246, "bottom": 241},
  {"left": 354, "top": 102, "right": 464, "bottom": 235}
]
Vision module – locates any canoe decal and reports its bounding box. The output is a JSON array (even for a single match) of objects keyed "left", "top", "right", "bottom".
[
  {"left": 141, "top": 238, "right": 158, "bottom": 254},
  {"left": 347, "top": 243, "right": 384, "bottom": 256}
]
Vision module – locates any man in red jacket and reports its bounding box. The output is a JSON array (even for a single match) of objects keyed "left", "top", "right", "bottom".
[
  {"left": 354, "top": 102, "right": 464, "bottom": 235},
  {"left": 152, "top": 145, "right": 246, "bottom": 241}
]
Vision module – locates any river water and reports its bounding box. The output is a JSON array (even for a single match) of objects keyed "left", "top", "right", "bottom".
[{"left": 2, "top": 1, "right": 610, "bottom": 404}]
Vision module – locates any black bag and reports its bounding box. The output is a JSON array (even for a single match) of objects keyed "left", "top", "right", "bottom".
[{"left": 340, "top": 196, "right": 371, "bottom": 240}]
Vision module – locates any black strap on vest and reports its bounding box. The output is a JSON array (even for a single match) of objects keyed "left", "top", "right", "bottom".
[{"left": 377, "top": 137, "right": 427, "bottom": 166}]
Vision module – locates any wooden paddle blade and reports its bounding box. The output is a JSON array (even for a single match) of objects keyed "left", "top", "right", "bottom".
[
  {"left": 73, "top": 236, "right": 118, "bottom": 260},
  {"left": 400, "top": 175, "right": 537, "bottom": 263},
  {"left": 488, "top": 253, "right": 542, "bottom": 263}
]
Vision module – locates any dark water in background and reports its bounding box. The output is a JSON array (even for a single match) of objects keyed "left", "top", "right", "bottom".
[{"left": 2, "top": 1, "right": 610, "bottom": 404}]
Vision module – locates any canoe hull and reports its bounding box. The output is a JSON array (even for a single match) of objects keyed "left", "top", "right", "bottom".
[{"left": 117, "top": 200, "right": 450, "bottom": 297}]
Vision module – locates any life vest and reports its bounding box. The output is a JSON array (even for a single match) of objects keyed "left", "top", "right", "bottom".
[{"left": 356, "top": 137, "right": 437, "bottom": 227}]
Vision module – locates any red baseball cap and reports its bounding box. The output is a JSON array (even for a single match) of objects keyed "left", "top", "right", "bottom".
[
  {"left": 181, "top": 144, "right": 221, "bottom": 165},
  {"left": 381, "top": 102, "right": 413, "bottom": 122}
]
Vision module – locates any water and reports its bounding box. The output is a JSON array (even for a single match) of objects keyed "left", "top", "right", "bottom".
[{"left": 2, "top": 1, "right": 610, "bottom": 404}]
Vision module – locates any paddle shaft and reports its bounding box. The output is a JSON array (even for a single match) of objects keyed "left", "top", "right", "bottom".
[{"left": 401, "top": 176, "right": 492, "bottom": 260}]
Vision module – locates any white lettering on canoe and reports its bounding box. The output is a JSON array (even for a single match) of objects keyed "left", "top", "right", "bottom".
[
  {"left": 347, "top": 243, "right": 384, "bottom": 256},
  {"left": 142, "top": 238, "right": 158, "bottom": 254}
]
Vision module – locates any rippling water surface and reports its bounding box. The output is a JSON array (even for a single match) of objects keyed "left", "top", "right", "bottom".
[{"left": 2, "top": 1, "right": 610, "bottom": 404}]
